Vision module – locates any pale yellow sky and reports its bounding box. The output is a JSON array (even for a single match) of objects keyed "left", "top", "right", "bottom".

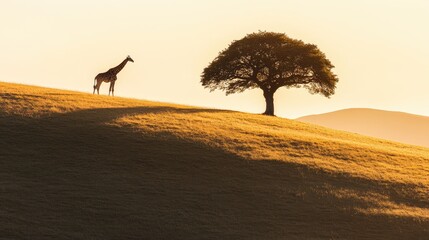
[{"left": 1, "top": 0, "right": 428, "bottom": 118}]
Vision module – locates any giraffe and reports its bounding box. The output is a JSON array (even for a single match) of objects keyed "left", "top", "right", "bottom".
[{"left": 93, "top": 55, "right": 134, "bottom": 96}]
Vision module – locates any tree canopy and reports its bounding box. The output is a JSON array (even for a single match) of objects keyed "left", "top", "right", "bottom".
[{"left": 201, "top": 31, "right": 338, "bottom": 116}]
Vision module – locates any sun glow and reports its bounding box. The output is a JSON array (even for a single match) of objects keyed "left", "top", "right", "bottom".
[{"left": 1, "top": 0, "right": 428, "bottom": 118}]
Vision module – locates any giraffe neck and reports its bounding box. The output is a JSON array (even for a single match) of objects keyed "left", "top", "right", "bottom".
[{"left": 111, "top": 58, "right": 129, "bottom": 75}]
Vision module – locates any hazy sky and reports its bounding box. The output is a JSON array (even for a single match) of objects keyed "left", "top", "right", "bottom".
[{"left": 1, "top": 0, "right": 428, "bottom": 118}]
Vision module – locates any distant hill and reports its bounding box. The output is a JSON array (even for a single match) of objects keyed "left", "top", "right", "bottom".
[
  {"left": 297, "top": 108, "right": 429, "bottom": 148},
  {"left": 1, "top": 82, "right": 428, "bottom": 239}
]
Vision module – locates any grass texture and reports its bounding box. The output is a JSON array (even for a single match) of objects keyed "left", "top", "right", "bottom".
[{"left": 1, "top": 82, "right": 428, "bottom": 239}]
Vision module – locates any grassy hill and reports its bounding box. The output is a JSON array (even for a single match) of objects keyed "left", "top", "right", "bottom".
[
  {"left": 1, "top": 82, "right": 428, "bottom": 239},
  {"left": 297, "top": 108, "right": 429, "bottom": 148}
]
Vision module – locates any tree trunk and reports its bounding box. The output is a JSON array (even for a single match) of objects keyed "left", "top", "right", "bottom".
[{"left": 263, "top": 90, "right": 275, "bottom": 116}]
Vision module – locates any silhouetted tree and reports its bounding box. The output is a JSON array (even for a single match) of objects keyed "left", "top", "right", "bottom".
[{"left": 201, "top": 31, "right": 338, "bottom": 116}]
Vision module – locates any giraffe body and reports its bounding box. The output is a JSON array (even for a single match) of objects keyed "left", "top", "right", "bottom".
[{"left": 93, "top": 56, "right": 134, "bottom": 96}]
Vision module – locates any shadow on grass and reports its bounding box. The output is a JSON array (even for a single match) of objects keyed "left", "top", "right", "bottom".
[{"left": 1, "top": 105, "right": 428, "bottom": 239}]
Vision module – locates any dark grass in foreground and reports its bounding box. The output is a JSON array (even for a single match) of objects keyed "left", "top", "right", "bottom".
[{"left": 0, "top": 82, "right": 428, "bottom": 239}]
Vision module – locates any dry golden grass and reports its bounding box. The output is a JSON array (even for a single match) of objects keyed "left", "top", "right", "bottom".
[{"left": 1, "top": 81, "right": 428, "bottom": 239}]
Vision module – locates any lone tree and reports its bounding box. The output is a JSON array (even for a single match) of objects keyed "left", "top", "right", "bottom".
[{"left": 201, "top": 31, "right": 338, "bottom": 116}]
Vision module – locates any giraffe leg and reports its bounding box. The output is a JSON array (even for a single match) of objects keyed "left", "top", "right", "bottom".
[
  {"left": 95, "top": 80, "right": 102, "bottom": 95},
  {"left": 93, "top": 80, "right": 96, "bottom": 94},
  {"left": 111, "top": 81, "right": 116, "bottom": 97},
  {"left": 109, "top": 81, "right": 115, "bottom": 96}
]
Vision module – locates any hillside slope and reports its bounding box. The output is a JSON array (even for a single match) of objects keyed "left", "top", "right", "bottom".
[
  {"left": 1, "top": 82, "right": 428, "bottom": 239},
  {"left": 297, "top": 108, "right": 429, "bottom": 148}
]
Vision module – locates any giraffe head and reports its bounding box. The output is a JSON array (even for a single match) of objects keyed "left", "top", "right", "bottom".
[{"left": 127, "top": 55, "right": 134, "bottom": 63}]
